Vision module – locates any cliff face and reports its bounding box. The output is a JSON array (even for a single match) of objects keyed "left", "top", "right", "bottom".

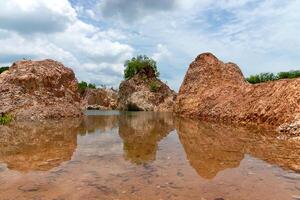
[
  {"left": 0, "top": 59, "right": 82, "bottom": 120},
  {"left": 118, "top": 67, "right": 176, "bottom": 112},
  {"left": 176, "top": 53, "right": 300, "bottom": 134},
  {"left": 81, "top": 88, "right": 117, "bottom": 110}
]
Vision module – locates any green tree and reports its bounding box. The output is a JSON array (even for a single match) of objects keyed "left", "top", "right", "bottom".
[
  {"left": 124, "top": 55, "right": 159, "bottom": 79},
  {"left": 78, "top": 81, "right": 97, "bottom": 94}
]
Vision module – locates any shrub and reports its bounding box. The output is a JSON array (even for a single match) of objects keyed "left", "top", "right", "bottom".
[
  {"left": 124, "top": 55, "right": 159, "bottom": 79},
  {"left": 150, "top": 81, "right": 159, "bottom": 92},
  {"left": 246, "top": 70, "right": 300, "bottom": 84},
  {"left": 78, "top": 81, "right": 96, "bottom": 94},
  {"left": 88, "top": 83, "right": 96, "bottom": 89},
  {"left": 0, "top": 66, "right": 9, "bottom": 74},
  {"left": 246, "top": 73, "right": 276, "bottom": 84},
  {"left": 0, "top": 114, "right": 13, "bottom": 125},
  {"left": 277, "top": 70, "right": 300, "bottom": 79}
]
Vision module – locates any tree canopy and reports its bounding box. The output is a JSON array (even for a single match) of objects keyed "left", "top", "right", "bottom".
[
  {"left": 78, "top": 81, "right": 96, "bottom": 94},
  {"left": 124, "top": 55, "right": 159, "bottom": 79}
]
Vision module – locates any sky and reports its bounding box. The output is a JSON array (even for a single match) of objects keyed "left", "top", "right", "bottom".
[{"left": 0, "top": 0, "right": 299, "bottom": 91}]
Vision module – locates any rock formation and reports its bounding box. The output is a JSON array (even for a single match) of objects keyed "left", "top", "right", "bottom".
[
  {"left": 0, "top": 59, "right": 82, "bottom": 121},
  {"left": 118, "top": 67, "right": 176, "bottom": 111},
  {"left": 176, "top": 53, "right": 300, "bottom": 134},
  {"left": 81, "top": 88, "right": 117, "bottom": 110}
]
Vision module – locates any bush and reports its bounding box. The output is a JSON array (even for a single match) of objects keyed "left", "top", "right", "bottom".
[
  {"left": 0, "top": 66, "right": 9, "bottom": 74},
  {"left": 124, "top": 55, "right": 159, "bottom": 79},
  {"left": 246, "top": 70, "right": 300, "bottom": 84},
  {"left": 0, "top": 114, "right": 13, "bottom": 125},
  {"left": 78, "top": 81, "right": 96, "bottom": 94},
  {"left": 246, "top": 73, "right": 276, "bottom": 84},
  {"left": 150, "top": 81, "right": 159, "bottom": 92},
  {"left": 277, "top": 70, "right": 300, "bottom": 79}
]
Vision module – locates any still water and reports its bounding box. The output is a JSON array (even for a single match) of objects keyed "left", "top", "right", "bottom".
[{"left": 0, "top": 111, "right": 300, "bottom": 200}]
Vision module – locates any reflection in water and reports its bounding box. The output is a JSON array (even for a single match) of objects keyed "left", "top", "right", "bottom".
[
  {"left": 118, "top": 112, "right": 174, "bottom": 164},
  {"left": 176, "top": 118, "right": 300, "bottom": 179},
  {"left": 0, "top": 112, "right": 300, "bottom": 200},
  {"left": 0, "top": 119, "right": 80, "bottom": 171},
  {"left": 0, "top": 113, "right": 119, "bottom": 172},
  {"left": 78, "top": 114, "right": 118, "bottom": 135}
]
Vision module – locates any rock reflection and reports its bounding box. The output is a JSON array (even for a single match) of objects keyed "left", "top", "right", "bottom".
[
  {"left": 176, "top": 118, "right": 300, "bottom": 179},
  {"left": 119, "top": 112, "right": 174, "bottom": 164},
  {"left": 78, "top": 114, "right": 118, "bottom": 135},
  {"left": 0, "top": 119, "right": 81, "bottom": 171}
]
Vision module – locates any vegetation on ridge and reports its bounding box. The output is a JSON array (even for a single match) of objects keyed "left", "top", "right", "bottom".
[
  {"left": 246, "top": 70, "right": 300, "bottom": 84},
  {"left": 124, "top": 55, "right": 159, "bottom": 79},
  {"left": 78, "top": 81, "right": 96, "bottom": 94},
  {"left": 150, "top": 81, "right": 159, "bottom": 92}
]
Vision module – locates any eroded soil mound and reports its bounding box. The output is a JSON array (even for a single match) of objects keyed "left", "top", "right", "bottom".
[
  {"left": 0, "top": 59, "right": 82, "bottom": 120},
  {"left": 118, "top": 67, "right": 176, "bottom": 112},
  {"left": 81, "top": 88, "right": 117, "bottom": 110},
  {"left": 176, "top": 53, "right": 300, "bottom": 134}
]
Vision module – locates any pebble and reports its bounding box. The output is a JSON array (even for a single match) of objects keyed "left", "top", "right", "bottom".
[{"left": 18, "top": 184, "right": 40, "bottom": 192}]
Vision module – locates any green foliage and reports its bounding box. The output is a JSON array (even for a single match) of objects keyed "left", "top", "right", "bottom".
[
  {"left": 88, "top": 83, "right": 96, "bottom": 89},
  {"left": 150, "top": 81, "right": 159, "bottom": 92},
  {"left": 0, "top": 66, "right": 9, "bottom": 74},
  {"left": 124, "top": 55, "right": 159, "bottom": 79},
  {"left": 246, "top": 70, "right": 300, "bottom": 84},
  {"left": 0, "top": 114, "right": 13, "bottom": 125},
  {"left": 78, "top": 81, "right": 96, "bottom": 94},
  {"left": 246, "top": 73, "right": 276, "bottom": 84},
  {"left": 277, "top": 70, "right": 300, "bottom": 79}
]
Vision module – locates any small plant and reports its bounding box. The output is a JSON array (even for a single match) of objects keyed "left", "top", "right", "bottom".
[
  {"left": 150, "top": 81, "right": 159, "bottom": 92},
  {"left": 0, "top": 114, "right": 13, "bottom": 125}
]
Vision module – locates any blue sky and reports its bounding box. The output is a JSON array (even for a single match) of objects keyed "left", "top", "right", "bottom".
[{"left": 0, "top": 0, "right": 299, "bottom": 91}]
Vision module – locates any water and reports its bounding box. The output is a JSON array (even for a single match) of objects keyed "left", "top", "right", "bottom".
[{"left": 0, "top": 111, "right": 300, "bottom": 200}]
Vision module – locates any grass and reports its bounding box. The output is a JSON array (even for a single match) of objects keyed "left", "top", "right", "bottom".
[
  {"left": 0, "top": 114, "right": 13, "bottom": 125},
  {"left": 150, "top": 81, "right": 159, "bottom": 92},
  {"left": 246, "top": 70, "right": 300, "bottom": 84}
]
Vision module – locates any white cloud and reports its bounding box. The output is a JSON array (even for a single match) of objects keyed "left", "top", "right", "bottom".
[
  {"left": 0, "top": 0, "right": 134, "bottom": 88},
  {"left": 152, "top": 44, "right": 172, "bottom": 62},
  {"left": 0, "top": 0, "right": 76, "bottom": 34}
]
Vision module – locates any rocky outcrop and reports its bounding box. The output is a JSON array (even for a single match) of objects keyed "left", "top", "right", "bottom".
[
  {"left": 118, "top": 67, "right": 176, "bottom": 111},
  {"left": 0, "top": 59, "right": 82, "bottom": 121},
  {"left": 176, "top": 53, "right": 300, "bottom": 134},
  {"left": 81, "top": 88, "right": 117, "bottom": 110}
]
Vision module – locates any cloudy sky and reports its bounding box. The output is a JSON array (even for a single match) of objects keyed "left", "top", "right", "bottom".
[{"left": 0, "top": 0, "right": 299, "bottom": 90}]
